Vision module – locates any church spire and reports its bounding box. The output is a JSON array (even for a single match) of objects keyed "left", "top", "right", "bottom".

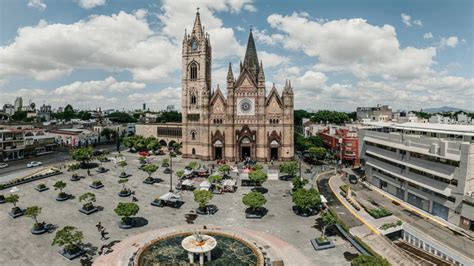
[
  {"left": 227, "top": 62, "right": 234, "bottom": 81},
  {"left": 258, "top": 60, "right": 265, "bottom": 86},
  {"left": 243, "top": 28, "right": 259, "bottom": 79},
  {"left": 192, "top": 7, "right": 203, "bottom": 37}
]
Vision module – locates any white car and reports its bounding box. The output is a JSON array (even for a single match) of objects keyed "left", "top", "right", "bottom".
[
  {"left": 0, "top": 163, "right": 8, "bottom": 169},
  {"left": 27, "top": 161, "right": 42, "bottom": 168}
]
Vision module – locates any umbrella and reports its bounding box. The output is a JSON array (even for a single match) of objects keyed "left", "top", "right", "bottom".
[
  {"left": 182, "top": 179, "right": 194, "bottom": 186},
  {"left": 199, "top": 180, "right": 211, "bottom": 189},
  {"left": 221, "top": 179, "right": 235, "bottom": 187},
  {"left": 159, "top": 192, "right": 181, "bottom": 201},
  {"left": 184, "top": 169, "right": 193, "bottom": 176}
]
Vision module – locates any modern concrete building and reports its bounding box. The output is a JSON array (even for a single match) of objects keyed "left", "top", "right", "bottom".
[
  {"left": 135, "top": 122, "right": 182, "bottom": 148},
  {"left": 320, "top": 126, "right": 359, "bottom": 167},
  {"left": 0, "top": 129, "right": 25, "bottom": 161},
  {"left": 359, "top": 122, "right": 474, "bottom": 230},
  {"left": 356, "top": 104, "right": 392, "bottom": 121}
]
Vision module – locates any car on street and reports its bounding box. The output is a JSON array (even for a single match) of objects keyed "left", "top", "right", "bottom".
[
  {"left": 349, "top": 174, "right": 358, "bottom": 184},
  {"left": 27, "top": 161, "right": 42, "bottom": 168},
  {"left": 0, "top": 163, "right": 8, "bottom": 169},
  {"left": 138, "top": 151, "right": 151, "bottom": 157}
]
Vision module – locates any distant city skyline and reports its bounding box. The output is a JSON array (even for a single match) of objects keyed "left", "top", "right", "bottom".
[{"left": 0, "top": 0, "right": 472, "bottom": 111}]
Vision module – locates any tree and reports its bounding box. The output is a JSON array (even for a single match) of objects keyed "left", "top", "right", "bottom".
[
  {"left": 11, "top": 111, "right": 28, "bottom": 122},
  {"left": 351, "top": 255, "right": 390, "bottom": 266},
  {"left": 79, "top": 192, "right": 96, "bottom": 209},
  {"left": 114, "top": 202, "right": 139, "bottom": 224},
  {"left": 147, "top": 140, "right": 161, "bottom": 152},
  {"left": 319, "top": 210, "right": 336, "bottom": 241},
  {"left": 311, "top": 110, "right": 350, "bottom": 124},
  {"left": 70, "top": 147, "right": 93, "bottom": 167},
  {"left": 25, "top": 206, "right": 42, "bottom": 228},
  {"left": 108, "top": 112, "right": 136, "bottom": 123},
  {"left": 68, "top": 163, "right": 80, "bottom": 177},
  {"left": 292, "top": 188, "right": 321, "bottom": 212},
  {"left": 122, "top": 136, "right": 135, "bottom": 149},
  {"left": 158, "top": 110, "right": 182, "bottom": 123},
  {"left": 161, "top": 158, "right": 170, "bottom": 167},
  {"left": 294, "top": 109, "right": 312, "bottom": 126},
  {"left": 52, "top": 226, "right": 84, "bottom": 253},
  {"left": 118, "top": 178, "right": 129, "bottom": 191},
  {"left": 176, "top": 170, "right": 184, "bottom": 179},
  {"left": 5, "top": 194, "right": 20, "bottom": 209},
  {"left": 279, "top": 161, "right": 299, "bottom": 178},
  {"left": 307, "top": 135, "right": 325, "bottom": 148},
  {"left": 218, "top": 164, "right": 231, "bottom": 176},
  {"left": 308, "top": 147, "right": 326, "bottom": 163},
  {"left": 117, "top": 159, "right": 127, "bottom": 175},
  {"left": 292, "top": 177, "right": 308, "bottom": 191},
  {"left": 62, "top": 104, "right": 75, "bottom": 121},
  {"left": 249, "top": 170, "right": 267, "bottom": 188},
  {"left": 142, "top": 164, "right": 159, "bottom": 180},
  {"left": 193, "top": 190, "right": 213, "bottom": 209},
  {"left": 186, "top": 161, "right": 198, "bottom": 170},
  {"left": 53, "top": 181, "right": 67, "bottom": 196},
  {"left": 100, "top": 128, "right": 115, "bottom": 142},
  {"left": 208, "top": 175, "right": 223, "bottom": 184},
  {"left": 253, "top": 164, "right": 263, "bottom": 171},
  {"left": 242, "top": 192, "right": 266, "bottom": 212}
]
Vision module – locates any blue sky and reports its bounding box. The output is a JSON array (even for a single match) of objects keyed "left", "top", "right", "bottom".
[{"left": 0, "top": 0, "right": 472, "bottom": 111}]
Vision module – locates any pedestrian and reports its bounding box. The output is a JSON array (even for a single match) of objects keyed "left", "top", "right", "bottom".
[
  {"left": 96, "top": 222, "right": 102, "bottom": 232},
  {"left": 100, "top": 228, "right": 108, "bottom": 240},
  {"left": 132, "top": 196, "right": 138, "bottom": 202},
  {"left": 87, "top": 169, "right": 91, "bottom": 176}
]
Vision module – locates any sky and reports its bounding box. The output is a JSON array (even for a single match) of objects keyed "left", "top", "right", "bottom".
[{"left": 0, "top": 0, "right": 472, "bottom": 112}]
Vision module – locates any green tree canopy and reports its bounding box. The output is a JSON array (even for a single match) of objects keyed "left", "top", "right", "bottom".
[
  {"left": 319, "top": 210, "right": 337, "bottom": 239},
  {"left": 309, "top": 147, "right": 326, "bottom": 162},
  {"left": 176, "top": 170, "right": 184, "bottom": 178},
  {"left": 186, "top": 161, "right": 198, "bottom": 170},
  {"left": 279, "top": 161, "right": 299, "bottom": 177},
  {"left": 208, "top": 175, "right": 223, "bottom": 184},
  {"left": 70, "top": 147, "right": 93, "bottom": 165},
  {"left": 310, "top": 110, "right": 350, "bottom": 124},
  {"left": 142, "top": 164, "right": 159, "bottom": 177},
  {"left": 52, "top": 226, "right": 84, "bottom": 253},
  {"left": 157, "top": 110, "right": 182, "bottom": 123},
  {"left": 147, "top": 140, "right": 161, "bottom": 151},
  {"left": 292, "top": 188, "right": 321, "bottom": 211},
  {"left": 218, "top": 164, "right": 231, "bottom": 174},
  {"left": 108, "top": 112, "right": 137, "bottom": 123},
  {"left": 292, "top": 177, "right": 308, "bottom": 191},
  {"left": 53, "top": 181, "right": 67, "bottom": 193},
  {"left": 114, "top": 202, "right": 139, "bottom": 223},
  {"left": 351, "top": 255, "right": 391, "bottom": 266},
  {"left": 79, "top": 192, "right": 96, "bottom": 208},
  {"left": 25, "top": 206, "right": 42, "bottom": 225},
  {"left": 6, "top": 194, "right": 20, "bottom": 207},
  {"left": 118, "top": 178, "right": 129, "bottom": 189},
  {"left": 307, "top": 135, "right": 325, "bottom": 148},
  {"left": 249, "top": 170, "right": 268, "bottom": 187},
  {"left": 242, "top": 192, "right": 267, "bottom": 211},
  {"left": 193, "top": 190, "right": 213, "bottom": 209}
]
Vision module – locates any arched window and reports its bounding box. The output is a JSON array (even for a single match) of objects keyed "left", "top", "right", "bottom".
[
  {"left": 191, "top": 131, "right": 196, "bottom": 140},
  {"left": 192, "top": 148, "right": 196, "bottom": 155},
  {"left": 190, "top": 63, "right": 198, "bottom": 80},
  {"left": 190, "top": 94, "right": 197, "bottom": 105}
]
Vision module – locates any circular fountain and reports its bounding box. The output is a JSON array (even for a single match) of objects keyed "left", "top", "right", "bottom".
[{"left": 181, "top": 232, "right": 217, "bottom": 265}]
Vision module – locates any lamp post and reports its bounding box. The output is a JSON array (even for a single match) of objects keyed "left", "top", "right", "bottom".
[{"left": 169, "top": 152, "right": 173, "bottom": 192}]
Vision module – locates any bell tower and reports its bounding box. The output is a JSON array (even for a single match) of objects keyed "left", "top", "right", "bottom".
[{"left": 182, "top": 8, "right": 212, "bottom": 159}]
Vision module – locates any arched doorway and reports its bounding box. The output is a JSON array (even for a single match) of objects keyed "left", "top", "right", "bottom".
[
  {"left": 270, "top": 140, "right": 280, "bottom": 160},
  {"left": 159, "top": 140, "right": 167, "bottom": 147},
  {"left": 213, "top": 140, "right": 223, "bottom": 160},
  {"left": 169, "top": 140, "right": 176, "bottom": 149},
  {"left": 240, "top": 137, "right": 252, "bottom": 160}
]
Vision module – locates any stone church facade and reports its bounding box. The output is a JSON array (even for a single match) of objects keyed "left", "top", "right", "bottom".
[{"left": 181, "top": 11, "right": 294, "bottom": 162}]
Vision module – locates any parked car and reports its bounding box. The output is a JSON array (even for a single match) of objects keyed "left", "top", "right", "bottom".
[
  {"left": 0, "top": 163, "right": 8, "bottom": 169},
  {"left": 349, "top": 174, "right": 358, "bottom": 184},
  {"left": 27, "top": 161, "right": 42, "bottom": 168},
  {"left": 138, "top": 151, "right": 151, "bottom": 157}
]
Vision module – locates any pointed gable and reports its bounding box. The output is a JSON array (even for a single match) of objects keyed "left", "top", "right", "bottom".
[
  {"left": 210, "top": 86, "right": 226, "bottom": 114},
  {"left": 266, "top": 85, "right": 283, "bottom": 114},
  {"left": 234, "top": 69, "right": 258, "bottom": 90}
]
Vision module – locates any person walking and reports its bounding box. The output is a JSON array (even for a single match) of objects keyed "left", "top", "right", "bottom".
[
  {"left": 100, "top": 228, "right": 108, "bottom": 240},
  {"left": 96, "top": 222, "right": 103, "bottom": 232}
]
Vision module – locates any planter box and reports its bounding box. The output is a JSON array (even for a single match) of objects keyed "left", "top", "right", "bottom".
[
  {"left": 0, "top": 171, "right": 62, "bottom": 190},
  {"left": 245, "top": 208, "right": 267, "bottom": 219},
  {"left": 0, "top": 199, "right": 5, "bottom": 204},
  {"left": 118, "top": 190, "right": 132, "bottom": 197},
  {"left": 89, "top": 184, "right": 104, "bottom": 189},
  {"left": 79, "top": 206, "right": 98, "bottom": 215},
  {"left": 196, "top": 205, "right": 218, "bottom": 215},
  {"left": 70, "top": 176, "right": 82, "bottom": 182},
  {"left": 150, "top": 199, "right": 165, "bottom": 207},
  {"left": 151, "top": 199, "right": 183, "bottom": 209},
  {"left": 96, "top": 168, "right": 108, "bottom": 173},
  {"left": 117, "top": 220, "right": 135, "bottom": 229},
  {"left": 119, "top": 172, "right": 130, "bottom": 178},
  {"left": 311, "top": 238, "right": 335, "bottom": 250},
  {"left": 8, "top": 208, "right": 25, "bottom": 219},
  {"left": 58, "top": 247, "right": 86, "bottom": 260},
  {"left": 143, "top": 179, "right": 155, "bottom": 185},
  {"left": 31, "top": 224, "right": 48, "bottom": 235},
  {"left": 35, "top": 186, "right": 49, "bottom": 192},
  {"left": 56, "top": 194, "right": 69, "bottom": 201}
]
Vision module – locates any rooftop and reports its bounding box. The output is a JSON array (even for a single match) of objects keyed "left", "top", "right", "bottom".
[{"left": 363, "top": 122, "right": 474, "bottom": 136}]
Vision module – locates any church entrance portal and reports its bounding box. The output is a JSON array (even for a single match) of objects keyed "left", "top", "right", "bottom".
[
  {"left": 241, "top": 146, "right": 251, "bottom": 160},
  {"left": 214, "top": 147, "right": 222, "bottom": 160},
  {"left": 270, "top": 147, "right": 278, "bottom": 160}
]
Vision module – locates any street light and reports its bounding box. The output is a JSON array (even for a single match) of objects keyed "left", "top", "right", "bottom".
[{"left": 169, "top": 152, "right": 173, "bottom": 192}]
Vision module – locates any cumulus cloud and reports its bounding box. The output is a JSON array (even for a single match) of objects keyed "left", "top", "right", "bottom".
[
  {"left": 127, "top": 87, "right": 182, "bottom": 109},
  {"left": 253, "top": 29, "right": 285, "bottom": 46},
  {"left": 267, "top": 12, "right": 436, "bottom": 79},
  {"left": 27, "top": 0, "right": 46, "bottom": 11},
  {"left": 401, "top": 13, "right": 412, "bottom": 26},
  {"left": 413, "top": 19, "right": 423, "bottom": 27},
  {"left": 423, "top": 32, "right": 433, "bottom": 39},
  {"left": 438, "top": 36, "right": 459, "bottom": 49},
  {"left": 53, "top": 76, "right": 145, "bottom": 95},
  {"left": 78, "top": 0, "right": 106, "bottom": 9}
]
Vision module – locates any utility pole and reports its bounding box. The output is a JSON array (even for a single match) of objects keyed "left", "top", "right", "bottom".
[{"left": 169, "top": 152, "right": 173, "bottom": 192}]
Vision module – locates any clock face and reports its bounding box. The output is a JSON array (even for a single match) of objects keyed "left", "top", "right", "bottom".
[
  {"left": 191, "top": 41, "right": 198, "bottom": 51},
  {"left": 238, "top": 98, "right": 254, "bottom": 115}
]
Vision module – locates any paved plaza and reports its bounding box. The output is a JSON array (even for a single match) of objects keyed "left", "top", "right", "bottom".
[{"left": 0, "top": 151, "right": 358, "bottom": 265}]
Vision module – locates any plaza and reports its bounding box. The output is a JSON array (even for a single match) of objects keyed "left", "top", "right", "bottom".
[{"left": 0, "top": 150, "right": 357, "bottom": 265}]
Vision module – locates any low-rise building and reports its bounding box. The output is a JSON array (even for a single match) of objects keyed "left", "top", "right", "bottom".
[
  {"left": 356, "top": 104, "right": 392, "bottom": 121},
  {"left": 135, "top": 122, "right": 182, "bottom": 148},
  {"left": 24, "top": 129, "right": 57, "bottom": 157},
  {"left": 49, "top": 128, "right": 99, "bottom": 148},
  {"left": 0, "top": 129, "right": 25, "bottom": 161},
  {"left": 319, "top": 126, "right": 359, "bottom": 167},
  {"left": 359, "top": 122, "right": 474, "bottom": 231}
]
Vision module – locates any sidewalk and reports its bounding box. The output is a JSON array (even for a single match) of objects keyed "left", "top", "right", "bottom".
[{"left": 328, "top": 175, "right": 416, "bottom": 265}]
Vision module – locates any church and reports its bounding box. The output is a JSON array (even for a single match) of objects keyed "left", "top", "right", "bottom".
[{"left": 181, "top": 10, "right": 294, "bottom": 162}]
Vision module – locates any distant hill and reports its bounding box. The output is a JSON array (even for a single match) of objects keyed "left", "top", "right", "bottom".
[{"left": 422, "top": 106, "right": 466, "bottom": 113}]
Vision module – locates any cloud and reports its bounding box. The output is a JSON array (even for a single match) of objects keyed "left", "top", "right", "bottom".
[
  {"left": 413, "top": 19, "right": 423, "bottom": 27},
  {"left": 423, "top": 32, "right": 433, "bottom": 39},
  {"left": 438, "top": 36, "right": 459, "bottom": 49},
  {"left": 78, "top": 0, "right": 106, "bottom": 9},
  {"left": 27, "top": 0, "right": 47, "bottom": 11},
  {"left": 127, "top": 87, "right": 182, "bottom": 109},
  {"left": 267, "top": 12, "right": 436, "bottom": 79},
  {"left": 401, "top": 13, "right": 412, "bottom": 26},
  {"left": 259, "top": 51, "right": 289, "bottom": 68},
  {"left": 253, "top": 29, "right": 285, "bottom": 46},
  {"left": 53, "top": 77, "right": 145, "bottom": 95}
]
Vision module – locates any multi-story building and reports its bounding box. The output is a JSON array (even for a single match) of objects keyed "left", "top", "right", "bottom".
[
  {"left": 319, "top": 126, "right": 359, "bottom": 167},
  {"left": 135, "top": 122, "right": 182, "bottom": 148},
  {"left": 3, "top": 104, "right": 15, "bottom": 116},
  {"left": 359, "top": 122, "right": 474, "bottom": 230},
  {"left": 23, "top": 129, "right": 57, "bottom": 157},
  {"left": 429, "top": 114, "right": 452, "bottom": 124},
  {"left": 356, "top": 104, "right": 392, "bottom": 121},
  {"left": 49, "top": 128, "right": 99, "bottom": 148},
  {"left": 0, "top": 129, "right": 25, "bottom": 161},
  {"left": 14, "top": 97, "right": 23, "bottom": 111}
]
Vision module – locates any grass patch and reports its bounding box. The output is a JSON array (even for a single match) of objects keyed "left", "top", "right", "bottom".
[
  {"left": 379, "top": 220, "right": 402, "bottom": 230},
  {"left": 340, "top": 184, "right": 349, "bottom": 194},
  {"left": 366, "top": 207, "right": 392, "bottom": 219}
]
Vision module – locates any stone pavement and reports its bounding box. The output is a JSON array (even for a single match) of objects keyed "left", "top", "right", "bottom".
[{"left": 0, "top": 152, "right": 357, "bottom": 265}]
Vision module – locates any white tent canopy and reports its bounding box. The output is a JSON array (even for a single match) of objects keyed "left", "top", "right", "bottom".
[
  {"left": 221, "top": 179, "right": 236, "bottom": 187},
  {"left": 159, "top": 192, "right": 181, "bottom": 201},
  {"left": 182, "top": 179, "right": 194, "bottom": 186},
  {"left": 199, "top": 180, "right": 211, "bottom": 190},
  {"left": 184, "top": 169, "right": 194, "bottom": 176}
]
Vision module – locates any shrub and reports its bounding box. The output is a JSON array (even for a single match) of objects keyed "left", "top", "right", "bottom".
[
  {"left": 92, "top": 180, "right": 102, "bottom": 186},
  {"left": 366, "top": 207, "right": 392, "bottom": 219},
  {"left": 340, "top": 184, "right": 349, "bottom": 194},
  {"left": 37, "top": 183, "right": 46, "bottom": 189}
]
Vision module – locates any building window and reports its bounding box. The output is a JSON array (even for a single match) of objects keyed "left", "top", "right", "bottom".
[
  {"left": 192, "top": 148, "right": 196, "bottom": 155},
  {"left": 191, "top": 131, "right": 196, "bottom": 140},
  {"left": 190, "top": 94, "right": 197, "bottom": 105},
  {"left": 190, "top": 63, "right": 198, "bottom": 80}
]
